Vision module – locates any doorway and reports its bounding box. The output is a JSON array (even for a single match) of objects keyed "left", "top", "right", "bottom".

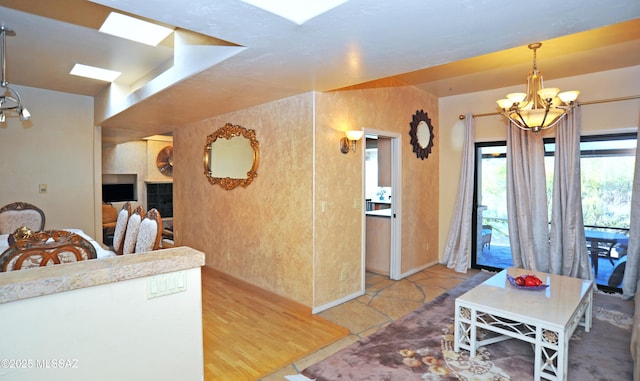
[{"left": 362, "top": 129, "right": 402, "bottom": 284}]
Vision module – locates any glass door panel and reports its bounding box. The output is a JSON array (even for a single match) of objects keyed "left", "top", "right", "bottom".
[
  {"left": 472, "top": 134, "right": 636, "bottom": 293},
  {"left": 473, "top": 143, "right": 513, "bottom": 271}
]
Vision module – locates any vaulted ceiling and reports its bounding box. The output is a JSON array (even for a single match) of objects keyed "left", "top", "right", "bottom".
[{"left": 1, "top": 0, "right": 639, "bottom": 145}]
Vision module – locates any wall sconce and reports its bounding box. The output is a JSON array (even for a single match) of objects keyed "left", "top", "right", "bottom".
[{"left": 339, "top": 130, "right": 364, "bottom": 154}]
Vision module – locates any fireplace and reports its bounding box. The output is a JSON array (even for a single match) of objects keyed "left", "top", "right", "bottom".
[{"left": 146, "top": 182, "right": 173, "bottom": 218}]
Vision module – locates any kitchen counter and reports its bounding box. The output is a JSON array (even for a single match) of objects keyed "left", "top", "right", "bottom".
[
  {"left": 0, "top": 246, "right": 204, "bottom": 304},
  {"left": 366, "top": 209, "right": 392, "bottom": 217}
]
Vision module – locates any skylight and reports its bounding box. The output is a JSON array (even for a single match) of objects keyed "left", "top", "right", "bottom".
[
  {"left": 70, "top": 64, "right": 121, "bottom": 82},
  {"left": 240, "top": 0, "right": 349, "bottom": 25},
  {"left": 99, "top": 12, "right": 174, "bottom": 46}
]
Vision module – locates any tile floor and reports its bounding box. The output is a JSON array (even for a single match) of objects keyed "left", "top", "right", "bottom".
[{"left": 261, "top": 264, "right": 480, "bottom": 380}]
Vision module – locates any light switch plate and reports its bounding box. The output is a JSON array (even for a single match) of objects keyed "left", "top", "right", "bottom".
[{"left": 147, "top": 270, "right": 187, "bottom": 299}]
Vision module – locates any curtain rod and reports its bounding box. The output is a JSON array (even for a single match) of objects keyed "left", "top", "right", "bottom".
[{"left": 458, "top": 95, "right": 640, "bottom": 120}]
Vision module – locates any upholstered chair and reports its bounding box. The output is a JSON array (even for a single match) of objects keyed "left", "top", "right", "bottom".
[
  {"left": 0, "top": 202, "right": 46, "bottom": 234},
  {"left": 102, "top": 203, "right": 118, "bottom": 243},
  {"left": 0, "top": 230, "right": 97, "bottom": 271},
  {"left": 135, "top": 208, "right": 163, "bottom": 253},
  {"left": 111, "top": 202, "right": 132, "bottom": 255},
  {"left": 122, "top": 206, "right": 144, "bottom": 255}
]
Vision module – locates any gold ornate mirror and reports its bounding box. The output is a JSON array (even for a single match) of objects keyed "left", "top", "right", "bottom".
[{"left": 203, "top": 123, "right": 259, "bottom": 190}]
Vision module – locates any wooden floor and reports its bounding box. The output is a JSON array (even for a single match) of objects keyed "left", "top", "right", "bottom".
[{"left": 201, "top": 266, "right": 349, "bottom": 380}]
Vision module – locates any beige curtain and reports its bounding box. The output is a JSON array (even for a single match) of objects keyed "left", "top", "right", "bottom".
[
  {"left": 506, "top": 122, "right": 550, "bottom": 272},
  {"left": 622, "top": 121, "right": 640, "bottom": 299},
  {"left": 548, "top": 108, "right": 592, "bottom": 279},
  {"left": 442, "top": 114, "right": 475, "bottom": 273}
]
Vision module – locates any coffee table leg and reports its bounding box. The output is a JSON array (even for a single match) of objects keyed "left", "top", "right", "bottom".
[
  {"left": 454, "top": 303, "right": 461, "bottom": 352},
  {"left": 585, "top": 290, "right": 593, "bottom": 332},
  {"left": 559, "top": 332, "right": 569, "bottom": 381},
  {"left": 469, "top": 307, "right": 477, "bottom": 357},
  {"left": 534, "top": 327, "right": 566, "bottom": 381},
  {"left": 534, "top": 326, "right": 542, "bottom": 380},
  {"left": 454, "top": 303, "right": 476, "bottom": 356}
]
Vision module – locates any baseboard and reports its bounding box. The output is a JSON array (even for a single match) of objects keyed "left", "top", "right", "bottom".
[
  {"left": 397, "top": 260, "right": 439, "bottom": 279},
  {"left": 312, "top": 289, "right": 364, "bottom": 314}
]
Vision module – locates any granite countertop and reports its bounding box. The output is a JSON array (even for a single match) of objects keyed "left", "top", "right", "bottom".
[
  {"left": 366, "top": 209, "right": 392, "bottom": 217},
  {"left": 0, "top": 246, "right": 205, "bottom": 304}
]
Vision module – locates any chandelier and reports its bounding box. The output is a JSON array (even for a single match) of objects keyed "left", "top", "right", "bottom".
[
  {"left": 0, "top": 26, "right": 30, "bottom": 123},
  {"left": 497, "top": 42, "right": 578, "bottom": 134}
]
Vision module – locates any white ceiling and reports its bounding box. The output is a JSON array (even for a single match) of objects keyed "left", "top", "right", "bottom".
[{"left": 1, "top": 0, "right": 639, "bottom": 145}]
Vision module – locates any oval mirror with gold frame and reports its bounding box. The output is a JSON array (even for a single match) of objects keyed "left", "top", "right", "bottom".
[
  {"left": 409, "top": 109, "right": 435, "bottom": 160},
  {"left": 203, "top": 123, "right": 259, "bottom": 190}
]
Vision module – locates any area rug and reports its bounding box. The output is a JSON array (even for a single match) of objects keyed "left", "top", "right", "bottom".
[{"left": 302, "top": 271, "right": 634, "bottom": 380}]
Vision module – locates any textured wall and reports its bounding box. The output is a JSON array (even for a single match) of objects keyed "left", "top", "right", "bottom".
[
  {"left": 173, "top": 85, "right": 439, "bottom": 308},
  {"left": 313, "top": 93, "right": 365, "bottom": 307},
  {"left": 174, "top": 94, "right": 315, "bottom": 305},
  {"left": 314, "top": 85, "right": 439, "bottom": 306}
]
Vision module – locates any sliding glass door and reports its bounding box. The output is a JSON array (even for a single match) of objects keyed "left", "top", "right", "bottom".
[
  {"left": 472, "top": 133, "right": 636, "bottom": 292},
  {"left": 578, "top": 134, "right": 635, "bottom": 290},
  {"left": 472, "top": 143, "right": 513, "bottom": 271}
]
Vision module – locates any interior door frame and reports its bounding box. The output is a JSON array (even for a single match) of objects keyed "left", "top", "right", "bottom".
[{"left": 361, "top": 128, "right": 402, "bottom": 290}]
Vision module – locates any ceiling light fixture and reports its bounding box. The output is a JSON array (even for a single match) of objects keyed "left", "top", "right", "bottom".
[
  {"left": 0, "top": 26, "right": 30, "bottom": 122},
  {"left": 496, "top": 43, "right": 579, "bottom": 134}
]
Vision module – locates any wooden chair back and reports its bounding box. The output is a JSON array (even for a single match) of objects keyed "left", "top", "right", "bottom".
[
  {"left": 135, "top": 208, "right": 163, "bottom": 253},
  {"left": 122, "top": 206, "right": 145, "bottom": 255},
  {"left": 0, "top": 230, "right": 97, "bottom": 271},
  {"left": 112, "top": 202, "right": 132, "bottom": 255},
  {"left": 0, "top": 202, "right": 46, "bottom": 234}
]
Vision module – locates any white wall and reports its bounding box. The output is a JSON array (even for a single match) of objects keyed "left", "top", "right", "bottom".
[
  {"left": 0, "top": 85, "right": 98, "bottom": 237},
  {"left": 0, "top": 268, "right": 203, "bottom": 381},
  {"left": 438, "top": 65, "right": 640, "bottom": 261}
]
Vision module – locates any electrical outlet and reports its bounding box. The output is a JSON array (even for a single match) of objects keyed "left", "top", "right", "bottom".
[{"left": 340, "top": 268, "right": 348, "bottom": 281}]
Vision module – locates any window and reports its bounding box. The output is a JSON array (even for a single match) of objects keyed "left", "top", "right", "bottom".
[{"left": 473, "top": 133, "right": 636, "bottom": 291}]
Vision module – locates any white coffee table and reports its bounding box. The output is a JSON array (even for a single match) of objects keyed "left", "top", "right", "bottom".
[{"left": 454, "top": 268, "right": 593, "bottom": 381}]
